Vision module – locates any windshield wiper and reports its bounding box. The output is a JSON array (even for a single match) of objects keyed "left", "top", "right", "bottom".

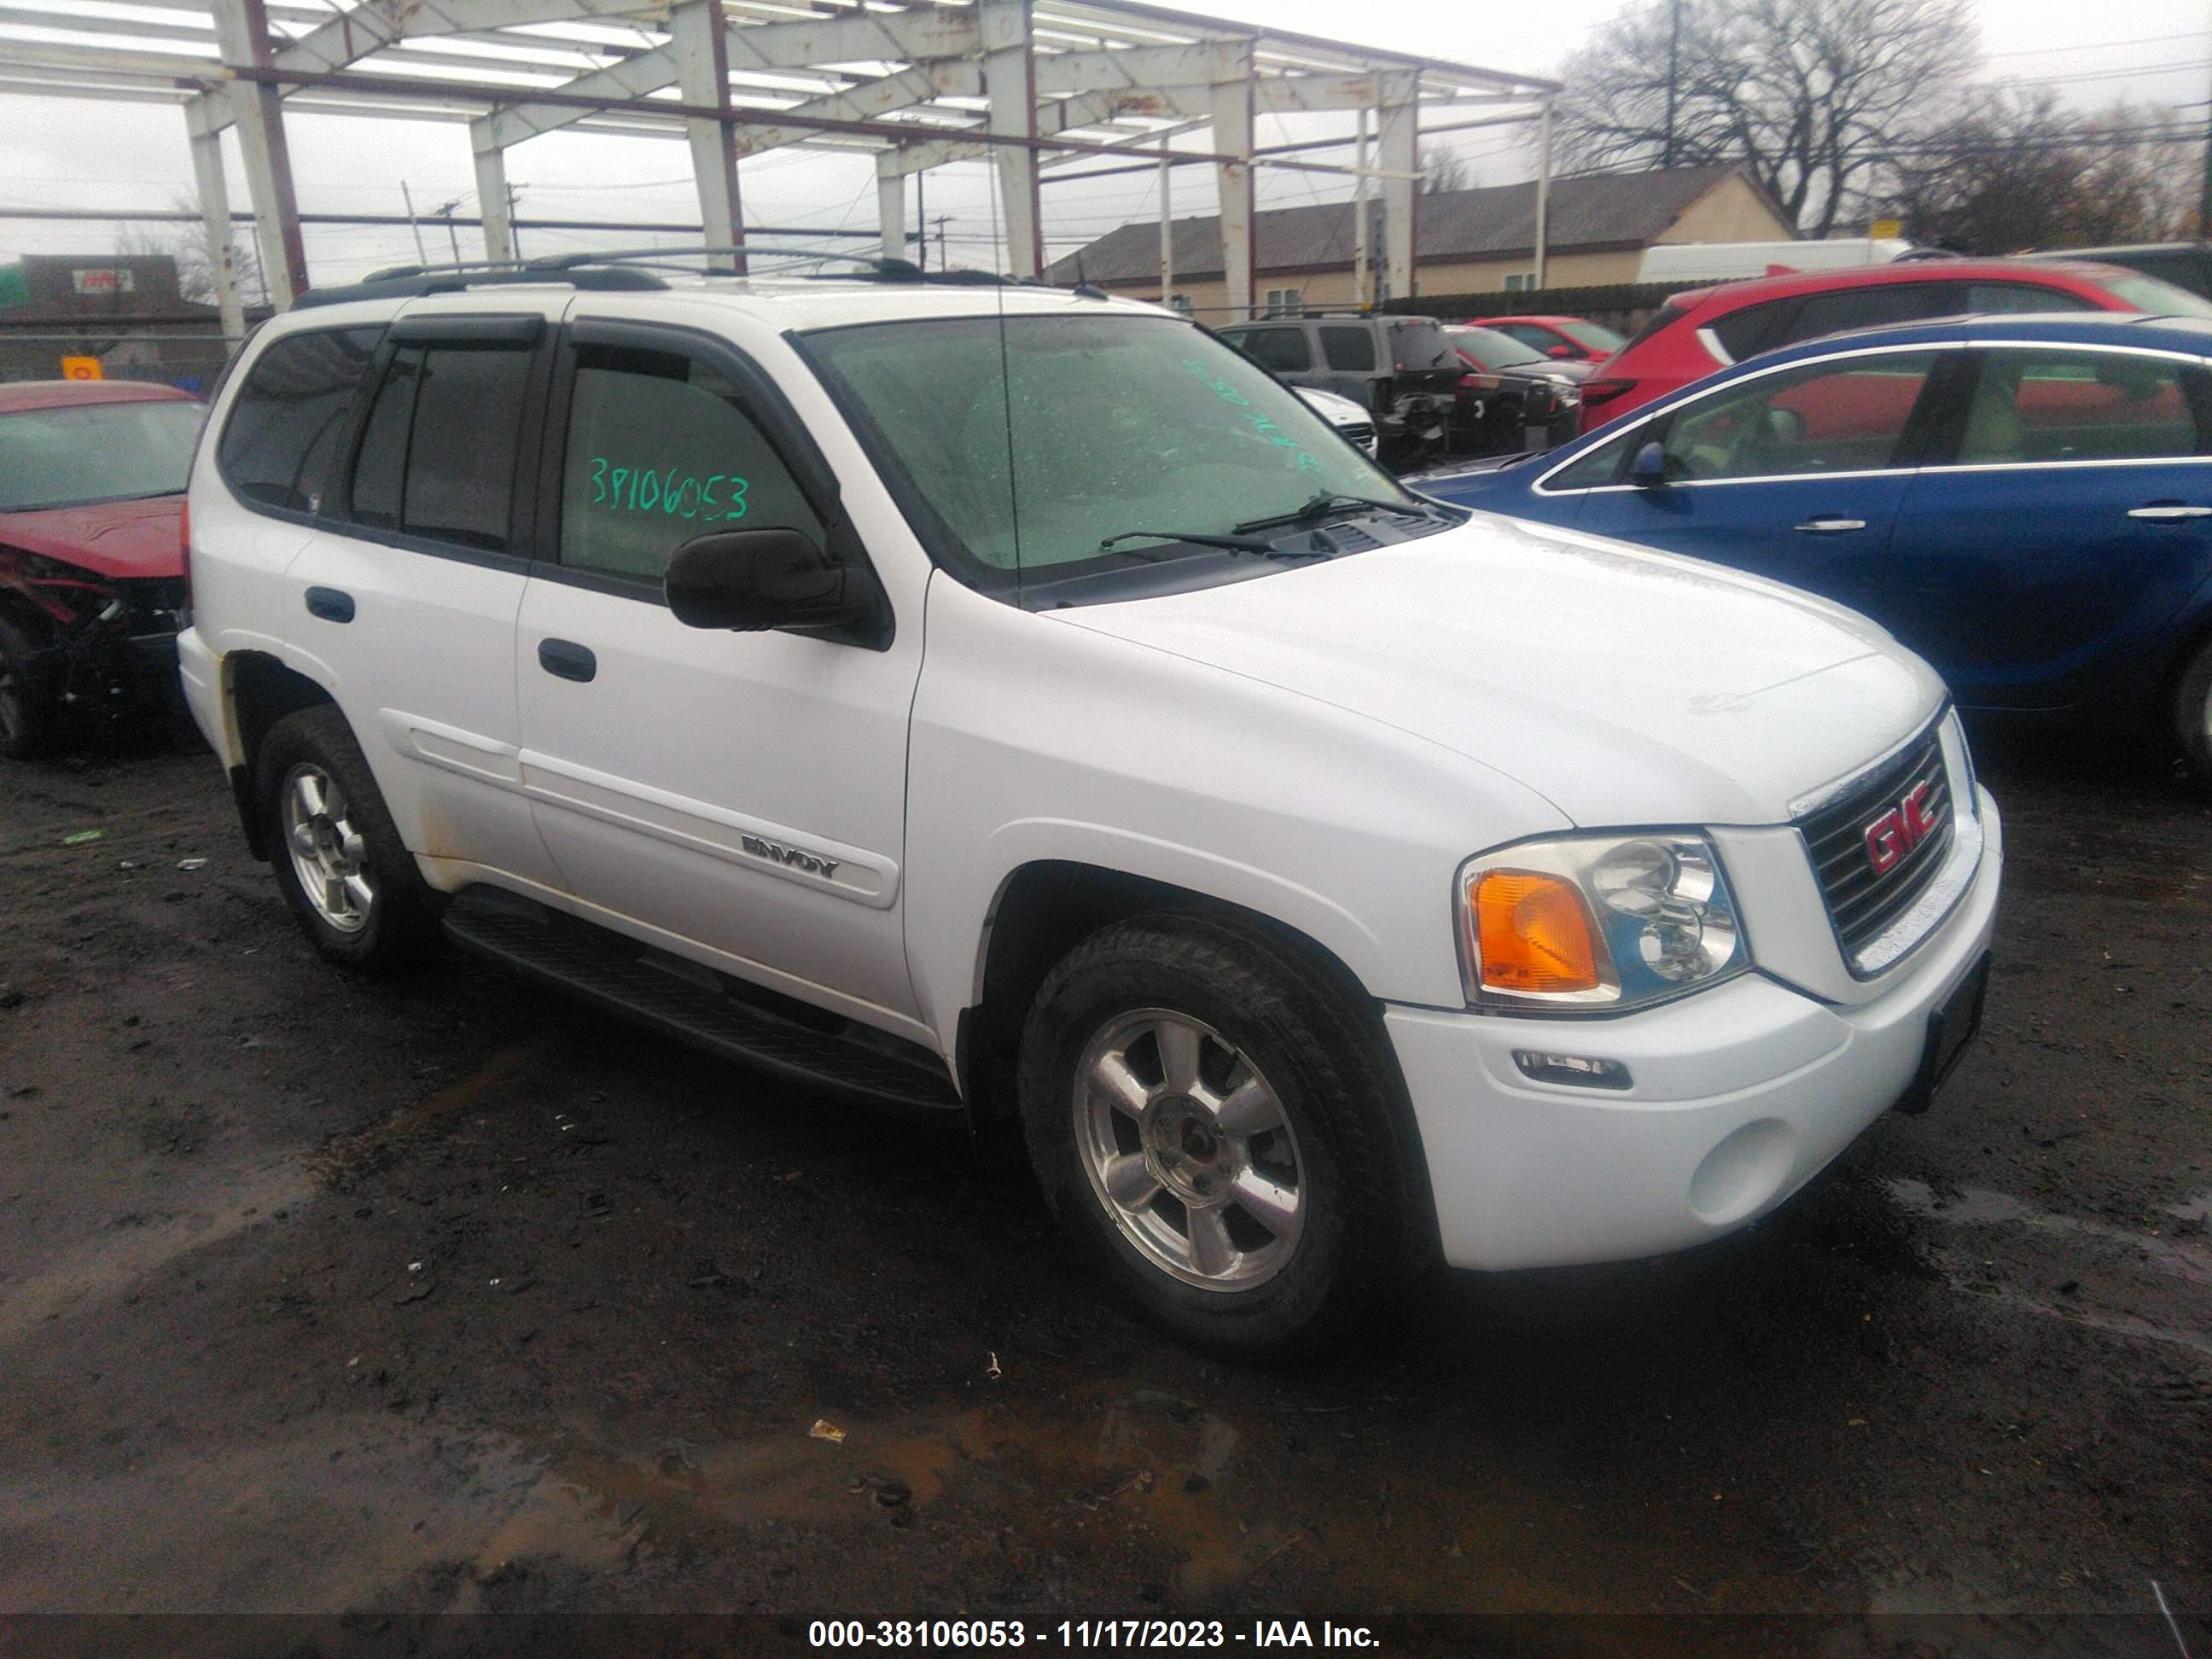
[
  {"left": 1231, "top": 492, "right": 1425, "bottom": 535},
  {"left": 1099, "top": 528, "right": 1278, "bottom": 556}
]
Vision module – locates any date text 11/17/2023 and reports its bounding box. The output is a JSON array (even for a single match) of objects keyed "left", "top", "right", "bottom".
[{"left": 806, "top": 1620, "right": 1381, "bottom": 1649}]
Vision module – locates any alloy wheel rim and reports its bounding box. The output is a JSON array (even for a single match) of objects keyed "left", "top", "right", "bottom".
[
  {"left": 282, "top": 764, "right": 373, "bottom": 934},
  {"left": 1072, "top": 1008, "right": 1307, "bottom": 1292}
]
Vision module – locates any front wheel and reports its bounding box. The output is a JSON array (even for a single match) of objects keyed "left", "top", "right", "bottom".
[
  {"left": 0, "top": 611, "right": 59, "bottom": 760},
  {"left": 1017, "top": 911, "right": 1429, "bottom": 1356}
]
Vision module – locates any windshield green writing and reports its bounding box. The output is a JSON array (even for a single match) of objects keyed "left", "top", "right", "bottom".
[
  {"left": 588, "top": 457, "right": 748, "bottom": 521},
  {"left": 1179, "top": 359, "right": 1326, "bottom": 480}
]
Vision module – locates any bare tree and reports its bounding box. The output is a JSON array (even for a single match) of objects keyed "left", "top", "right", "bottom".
[
  {"left": 1419, "top": 147, "right": 1473, "bottom": 195},
  {"left": 1555, "top": 0, "right": 1978, "bottom": 237},
  {"left": 1894, "top": 93, "right": 2199, "bottom": 253},
  {"left": 115, "top": 195, "right": 262, "bottom": 307}
]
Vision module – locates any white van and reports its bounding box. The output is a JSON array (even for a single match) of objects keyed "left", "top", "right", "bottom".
[{"left": 1638, "top": 239, "right": 1915, "bottom": 287}]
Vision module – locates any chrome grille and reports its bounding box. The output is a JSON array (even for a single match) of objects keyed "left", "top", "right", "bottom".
[{"left": 1797, "top": 723, "right": 1954, "bottom": 965}]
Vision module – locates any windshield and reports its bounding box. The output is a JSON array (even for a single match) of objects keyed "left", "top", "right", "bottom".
[
  {"left": 1560, "top": 318, "right": 1627, "bottom": 354},
  {"left": 0, "top": 399, "right": 204, "bottom": 512},
  {"left": 801, "top": 313, "right": 1415, "bottom": 593},
  {"left": 1448, "top": 326, "right": 1547, "bottom": 369},
  {"left": 2102, "top": 272, "right": 2212, "bottom": 319}
]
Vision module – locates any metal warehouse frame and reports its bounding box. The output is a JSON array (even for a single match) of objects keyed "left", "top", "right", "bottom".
[{"left": 0, "top": 0, "right": 1559, "bottom": 341}]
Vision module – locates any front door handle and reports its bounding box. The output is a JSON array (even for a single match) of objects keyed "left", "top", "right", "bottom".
[
  {"left": 537, "top": 638, "right": 597, "bottom": 684},
  {"left": 304, "top": 586, "right": 355, "bottom": 623},
  {"left": 2126, "top": 504, "right": 2212, "bottom": 521},
  {"left": 1791, "top": 517, "right": 1867, "bottom": 534}
]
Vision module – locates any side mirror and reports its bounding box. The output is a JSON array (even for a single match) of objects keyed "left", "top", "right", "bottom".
[
  {"left": 1547, "top": 343, "right": 1575, "bottom": 359},
  {"left": 665, "top": 528, "right": 876, "bottom": 632},
  {"left": 1629, "top": 439, "right": 1670, "bottom": 488}
]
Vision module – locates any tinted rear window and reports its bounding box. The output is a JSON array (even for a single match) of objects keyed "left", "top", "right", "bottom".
[
  {"left": 218, "top": 326, "right": 383, "bottom": 513},
  {"left": 1387, "top": 321, "right": 1454, "bottom": 370},
  {"left": 1618, "top": 304, "right": 1688, "bottom": 355},
  {"left": 343, "top": 342, "right": 531, "bottom": 551},
  {"left": 1319, "top": 326, "right": 1377, "bottom": 371}
]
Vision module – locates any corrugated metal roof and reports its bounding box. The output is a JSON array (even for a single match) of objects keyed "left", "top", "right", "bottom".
[{"left": 1045, "top": 164, "right": 1769, "bottom": 286}]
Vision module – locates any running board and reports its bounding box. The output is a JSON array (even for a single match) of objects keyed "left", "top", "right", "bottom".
[{"left": 441, "top": 887, "right": 962, "bottom": 1115}]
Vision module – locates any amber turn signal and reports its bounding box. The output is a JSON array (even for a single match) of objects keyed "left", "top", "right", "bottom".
[{"left": 1473, "top": 870, "right": 1604, "bottom": 994}]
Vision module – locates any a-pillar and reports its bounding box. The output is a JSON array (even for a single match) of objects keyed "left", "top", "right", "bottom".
[
  {"left": 876, "top": 150, "right": 906, "bottom": 265},
  {"left": 670, "top": 0, "right": 746, "bottom": 271},
  {"left": 1377, "top": 71, "right": 1420, "bottom": 303},
  {"left": 1208, "top": 38, "right": 1254, "bottom": 323},
  {"left": 183, "top": 101, "right": 246, "bottom": 341},
  {"left": 209, "top": 0, "right": 307, "bottom": 306},
  {"left": 472, "top": 124, "right": 517, "bottom": 264},
  {"left": 980, "top": 0, "right": 1041, "bottom": 279}
]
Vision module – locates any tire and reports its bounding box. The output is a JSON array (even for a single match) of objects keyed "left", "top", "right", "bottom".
[
  {"left": 257, "top": 705, "right": 443, "bottom": 972},
  {"left": 2174, "top": 632, "right": 2212, "bottom": 784},
  {"left": 0, "top": 610, "right": 59, "bottom": 761},
  {"left": 1017, "top": 910, "right": 1430, "bottom": 1357}
]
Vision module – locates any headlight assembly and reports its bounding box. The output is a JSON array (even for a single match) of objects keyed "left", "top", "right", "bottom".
[{"left": 1458, "top": 833, "right": 1749, "bottom": 1013}]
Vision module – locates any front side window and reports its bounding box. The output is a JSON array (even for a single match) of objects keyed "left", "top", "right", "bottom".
[
  {"left": 345, "top": 343, "right": 529, "bottom": 551},
  {"left": 0, "top": 399, "right": 204, "bottom": 512},
  {"left": 803, "top": 314, "right": 1416, "bottom": 592},
  {"left": 1545, "top": 428, "right": 1639, "bottom": 491},
  {"left": 218, "top": 326, "right": 382, "bottom": 513},
  {"left": 557, "top": 343, "right": 821, "bottom": 584},
  {"left": 1949, "top": 348, "right": 2212, "bottom": 466},
  {"left": 1783, "top": 282, "right": 1955, "bottom": 346},
  {"left": 1319, "top": 326, "right": 1377, "bottom": 371},
  {"left": 1657, "top": 351, "right": 1939, "bottom": 481}
]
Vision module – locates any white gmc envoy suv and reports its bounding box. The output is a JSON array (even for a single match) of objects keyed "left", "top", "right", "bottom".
[{"left": 179, "top": 253, "right": 2000, "bottom": 1353}]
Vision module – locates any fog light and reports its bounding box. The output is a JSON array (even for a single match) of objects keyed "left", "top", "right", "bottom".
[{"left": 1512, "top": 1050, "right": 1633, "bottom": 1090}]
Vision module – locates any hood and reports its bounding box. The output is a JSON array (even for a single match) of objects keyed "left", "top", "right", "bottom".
[
  {"left": 1051, "top": 512, "right": 1944, "bottom": 828},
  {"left": 0, "top": 495, "right": 184, "bottom": 579},
  {"left": 1295, "top": 387, "right": 1369, "bottom": 426},
  {"left": 1403, "top": 452, "right": 1546, "bottom": 501}
]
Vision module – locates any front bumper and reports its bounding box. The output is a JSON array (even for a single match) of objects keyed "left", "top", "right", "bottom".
[{"left": 1388, "top": 785, "right": 2003, "bottom": 1272}]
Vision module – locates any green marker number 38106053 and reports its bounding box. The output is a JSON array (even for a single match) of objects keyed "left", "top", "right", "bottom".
[{"left": 589, "top": 457, "right": 750, "bottom": 522}]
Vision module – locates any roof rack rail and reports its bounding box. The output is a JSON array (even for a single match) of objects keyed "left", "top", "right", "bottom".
[{"left": 296, "top": 242, "right": 1060, "bottom": 311}]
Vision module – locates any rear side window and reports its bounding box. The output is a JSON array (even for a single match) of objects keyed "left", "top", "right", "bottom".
[
  {"left": 1319, "top": 327, "right": 1377, "bottom": 371},
  {"left": 557, "top": 343, "right": 822, "bottom": 585},
  {"left": 1237, "top": 328, "right": 1312, "bottom": 374},
  {"left": 1616, "top": 303, "right": 1688, "bottom": 355},
  {"left": 1782, "top": 282, "right": 1956, "bottom": 346},
  {"left": 1708, "top": 299, "right": 1794, "bottom": 362},
  {"left": 345, "top": 342, "right": 532, "bottom": 551},
  {"left": 218, "top": 326, "right": 382, "bottom": 513},
  {"left": 1948, "top": 348, "right": 2212, "bottom": 465}
]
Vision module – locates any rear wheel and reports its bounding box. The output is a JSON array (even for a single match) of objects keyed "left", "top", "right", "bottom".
[
  {"left": 259, "top": 705, "right": 442, "bottom": 971},
  {"left": 1018, "top": 911, "right": 1429, "bottom": 1356},
  {"left": 2174, "top": 633, "right": 2212, "bottom": 786},
  {"left": 0, "top": 611, "right": 59, "bottom": 761}
]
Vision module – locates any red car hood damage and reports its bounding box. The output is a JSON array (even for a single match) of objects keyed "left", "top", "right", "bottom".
[{"left": 0, "top": 495, "right": 184, "bottom": 579}]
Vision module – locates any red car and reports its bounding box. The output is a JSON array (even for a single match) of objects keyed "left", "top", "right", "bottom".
[
  {"left": 1461, "top": 313, "right": 1626, "bottom": 364},
  {"left": 1579, "top": 257, "right": 2212, "bottom": 431},
  {"left": 0, "top": 380, "right": 201, "bottom": 757}
]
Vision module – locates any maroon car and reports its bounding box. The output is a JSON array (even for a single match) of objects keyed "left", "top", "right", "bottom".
[{"left": 0, "top": 379, "right": 201, "bottom": 757}]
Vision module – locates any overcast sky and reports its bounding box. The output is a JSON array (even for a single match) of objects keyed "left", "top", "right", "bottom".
[{"left": 1, "top": 0, "right": 2208, "bottom": 288}]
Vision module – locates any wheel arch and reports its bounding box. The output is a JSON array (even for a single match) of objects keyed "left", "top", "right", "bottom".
[
  {"left": 962, "top": 858, "right": 1442, "bottom": 1275},
  {"left": 224, "top": 649, "right": 335, "bottom": 859}
]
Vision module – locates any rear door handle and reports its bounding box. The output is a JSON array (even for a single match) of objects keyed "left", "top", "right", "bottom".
[
  {"left": 537, "top": 638, "right": 597, "bottom": 684},
  {"left": 2126, "top": 504, "right": 2212, "bottom": 521},
  {"left": 304, "top": 586, "right": 355, "bottom": 623},
  {"left": 1791, "top": 517, "right": 1867, "bottom": 534}
]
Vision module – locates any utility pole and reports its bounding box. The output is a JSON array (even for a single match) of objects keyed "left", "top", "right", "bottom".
[
  {"left": 914, "top": 167, "right": 926, "bottom": 268},
  {"left": 399, "top": 180, "right": 428, "bottom": 265},
  {"left": 434, "top": 199, "right": 463, "bottom": 264},
  {"left": 1662, "top": 0, "right": 1683, "bottom": 168},
  {"left": 934, "top": 215, "right": 951, "bottom": 271}
]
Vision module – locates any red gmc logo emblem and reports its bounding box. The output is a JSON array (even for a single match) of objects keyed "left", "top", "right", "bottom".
[{"left": 1865, "top": 782, "right": 1941, "bottom": 875}]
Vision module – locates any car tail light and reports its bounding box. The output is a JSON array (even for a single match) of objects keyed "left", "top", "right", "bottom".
[{"left": 1580, "top": 377, "right": 1639, "bottom": 408}]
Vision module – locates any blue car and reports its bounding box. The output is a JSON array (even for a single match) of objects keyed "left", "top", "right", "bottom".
[{"left": 1416, "top": 313, "right": 2212, "bottom": 776}]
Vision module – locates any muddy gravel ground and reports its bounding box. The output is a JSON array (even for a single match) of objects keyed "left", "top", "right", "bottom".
[{"left": 0, "top": 729, "right": 2205, "bottom": 1657}]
